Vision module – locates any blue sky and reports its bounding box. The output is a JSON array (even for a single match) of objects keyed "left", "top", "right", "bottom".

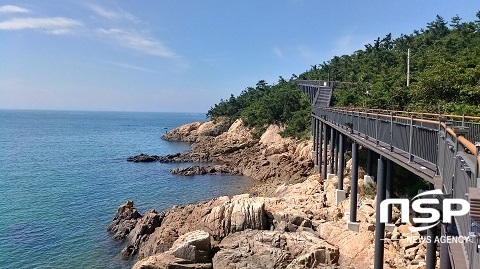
[{"left": 0, "top": 0, "right": 478, "bottom": 112}]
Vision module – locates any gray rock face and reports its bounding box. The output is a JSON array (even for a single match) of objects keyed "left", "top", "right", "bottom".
[{"left": 212, "top": 230, "right": 339, "bottom": 269}]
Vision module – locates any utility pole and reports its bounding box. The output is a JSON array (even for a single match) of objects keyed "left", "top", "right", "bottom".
[{"left": 407, "top": 48, "right": 410, "bottom": 87}]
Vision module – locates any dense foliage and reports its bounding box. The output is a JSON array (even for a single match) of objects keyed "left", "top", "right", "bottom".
[
  {"left": 207, "top": 78, "right": 311, "bottom": 139},
  {"left": 208, "top": 12, "right": 480, "bottom": 139},
  {"left": 299, "top": 12, "right": 480, "bottom": 115}
]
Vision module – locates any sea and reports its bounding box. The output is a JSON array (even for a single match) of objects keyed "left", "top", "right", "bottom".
[{"left": 0, "top": 110, "right": 254, "bottom": 269}]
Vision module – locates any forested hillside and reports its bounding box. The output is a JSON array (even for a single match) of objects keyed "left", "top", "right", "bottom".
[
  {"left": 300, "top": 12, "right": 480, "bottom": 115},
  {"left": 207, "top": 12, "right": 480, "bottom": 138},
  {"left": 207, "top": 78, "right": 310, "bottom": 138}
]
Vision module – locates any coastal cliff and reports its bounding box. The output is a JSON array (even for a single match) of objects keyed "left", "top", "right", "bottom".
[{"left": 112, "top": 119, "right": 434, "bottom": 269}]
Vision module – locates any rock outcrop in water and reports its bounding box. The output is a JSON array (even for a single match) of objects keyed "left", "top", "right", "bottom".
[
  {"left": 108, "top": 201, "right": 165, "bottom": 259},
  {"left": 170, "top": 165, "right": 241, "bottom": 176},
  {"left": 127, "top": 153, "right": 183, "bottom": 163},
  {"left": 108, "top": 200, "right": 142, "bottom": 240}
]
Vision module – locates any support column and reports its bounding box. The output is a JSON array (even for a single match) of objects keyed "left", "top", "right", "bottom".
[
  {"left": 322, "top": 125, "right": 329, "bottom": 180},
  {"left": 329, "top": 128, "right": 336, "bottom": 176},
  {"left": 337, "top": 133, "right": 345, "bottom": 189},
  {"left": 440, "top": 224, "right": 452, "bottom": 269},
  {"left": 311, "top": 115, "right": 315, "bottom": 139},
  {"left": 365, "top": 149, "right": 375, "bottom": 184},
  {"left": 385, "top": 159, "right": 395, "bottom": 232},
  {"left": 336, "top": 133, "right": 346, "bottom": 205},
  {"left": 386, "top": 159, "right": 393, "bottom": 223},
  {"left": 348, "top": 141, "right": 360, "bottom": 232},
  {"left": 426, "top": 182, "right": 438, "bottom": 269},
  {"left": 374, "top": 156, "right": 387, "bottom": 269},
  {"left": 334, "top": 130, "right": 340, "bottom": 173},
  {"left": 313, "top": 118, "right": 318, "bottom": 168},
  {"left": 317, "top": 122, "right": 323, "bottom": 174}
]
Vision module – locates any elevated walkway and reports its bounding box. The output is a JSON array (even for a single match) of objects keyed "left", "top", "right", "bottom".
[
  {"left": 296, "top": 80, "right": 332, "bottom": 107},
  {"left": 300, "top": 80, "right": 480, "bottom": 269}
]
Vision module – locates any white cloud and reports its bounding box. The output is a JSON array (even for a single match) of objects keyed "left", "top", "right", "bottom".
[
  {"left": 88, "top": 4, "right": 137, "bottom": 22},
  {"left": 297, "top": 45, "right": 319, "bottom": 61},
  {"left": 103, "top": 60, "right": 158, "bottom": 73},
  {"left": 273, "top": 47, "right": 285, "bottom": 59},
  {"left": 0, "top": 17, "right": 82, "bottom": 34},
  {"left": 0, "top": 5, "right": 29, "bottom": 13},
  {"left": 96, "top": 28, "right": 177, "bottom": 58}
]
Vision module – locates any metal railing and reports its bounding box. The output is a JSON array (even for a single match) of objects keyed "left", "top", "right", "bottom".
[{"left": 314, "top": 107, "right": 441, "bottom": 173}]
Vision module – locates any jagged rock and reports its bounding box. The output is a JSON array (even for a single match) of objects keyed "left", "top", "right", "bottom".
[
  {"left": 128, "top": 195, "right": 267, "bottom": 260},
  {"left": 135, "top": 197, "right": 230, "bottom": 259},
  {"left": 121, "top": 210, "right": 165, "bottom": 259},
  {"left": 212, "top": 230, "right": 339, "bottom": 269},
  {"left": 107, "top": 200, "right": 142, "bottom": 240},
  {"left": 110, "top": 172, "right": 436, "bottom": 268}
]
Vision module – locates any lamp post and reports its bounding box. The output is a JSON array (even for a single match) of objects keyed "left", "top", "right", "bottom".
[{"left": 364, "top": 89, "right": 370, "bottom": 107}]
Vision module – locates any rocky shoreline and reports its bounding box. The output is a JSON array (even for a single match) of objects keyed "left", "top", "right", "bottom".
[{"left": 111, "top": 119, "right": 434, "bottom": 269}]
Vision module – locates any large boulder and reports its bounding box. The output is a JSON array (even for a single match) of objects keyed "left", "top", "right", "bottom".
[
  {"left": 132, "top": 230, "right": 213, "bottom": 269},
  {"left": 170, "top": 230, "right": 212, "bottom": 263}
]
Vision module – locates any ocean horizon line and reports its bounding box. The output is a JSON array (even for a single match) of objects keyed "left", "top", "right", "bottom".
[{"left": 0, "top": 108, "right": 207, "bottom": 115}]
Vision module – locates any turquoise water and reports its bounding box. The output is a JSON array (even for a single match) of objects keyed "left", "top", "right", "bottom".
[{"left": 0, "top": 110, "right": 253, "bottom": 269}]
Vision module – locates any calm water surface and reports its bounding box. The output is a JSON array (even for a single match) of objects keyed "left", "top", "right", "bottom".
[{"left": 0, "top": 110, "right": 253, "bottom": 269}]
